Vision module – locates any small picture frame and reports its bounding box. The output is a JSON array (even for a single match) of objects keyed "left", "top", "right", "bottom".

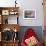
[
  {"left": 23, "top": 9, "right": 36, "bottom": 19},
  {"left": 2, "top": 10, "right": 9, "bottom": 15}
]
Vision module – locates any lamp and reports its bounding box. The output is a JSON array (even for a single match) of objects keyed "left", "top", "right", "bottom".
[{"left": 15, "top": 0, "right": 17, "bottom": 7}]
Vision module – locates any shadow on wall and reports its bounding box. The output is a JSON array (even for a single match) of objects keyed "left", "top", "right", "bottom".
[{"left": 18, "top": 26, "right": 43, "bottom": 44}]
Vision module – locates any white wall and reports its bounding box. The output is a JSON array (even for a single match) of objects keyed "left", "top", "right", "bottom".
[
  {"left": 18, "top": 0, "right": 44, "bottom": 26},
  {"left": 0, "top": 0, "right": 44, "bottom": 26}
]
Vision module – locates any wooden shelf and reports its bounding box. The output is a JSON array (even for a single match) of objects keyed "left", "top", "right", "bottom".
[
  {"left": 0, "top": 7, "right": 20, "bottom": 46},
  {"left": 0, "top": 24, "right": 20, "bottom": 32},
  {"left": 2, "top": 40, "right": 19, "bottom": 42},
  {"left": 0, "top": 7, "right": 19, "bottom": 10},
  {"left": 0, "top": 40, "right": 19, "bottom": 46},
  {"left": 0, "top": 7, "right": 19, "bottom": 15}
]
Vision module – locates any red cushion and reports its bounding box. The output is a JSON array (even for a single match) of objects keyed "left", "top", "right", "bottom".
[{"left": 21, "top": 28, "right": 41, "bottom": 46}]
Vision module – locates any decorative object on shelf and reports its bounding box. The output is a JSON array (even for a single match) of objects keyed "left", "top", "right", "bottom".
[
  {"left": 2, "top": 28, "right": 13, "bottom": 41},
  {"left": 1, "top": 28, "right": 19, "bottom": 41},
  {"left": 2, "top": 10, "right": 9, "bottom": 15},
  {"left": 23, "top": 9, "right": 36, "bottom": 19},
  {"left": 13, "top": 32, "right": 18, "bottom": 41},
  {"left": 2, "top": 16, "right": 8, "bottom": 24},
  {"left": 5, "top": 18, "right": 8, "bottom": 24},
  {"left": 9, "top": 10, "right": 18, "bottom": 15},
  {"left": 13, "top": 28, "right": 18, "bottom": 41},
  {"left": 14, "top": 28, "right": 17, "bottom": 32}
]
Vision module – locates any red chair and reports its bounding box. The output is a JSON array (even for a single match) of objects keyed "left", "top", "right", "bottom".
[{"left": 21, "top": 28, "right": 41, "bottom": 46}]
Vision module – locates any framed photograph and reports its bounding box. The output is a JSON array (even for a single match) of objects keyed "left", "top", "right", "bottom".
[
  {"left": 2, "top": 10, "right": 9, "bottom": 15},
  {"left": 23, "top": 9, "right": 36, "bottom": 19}
]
